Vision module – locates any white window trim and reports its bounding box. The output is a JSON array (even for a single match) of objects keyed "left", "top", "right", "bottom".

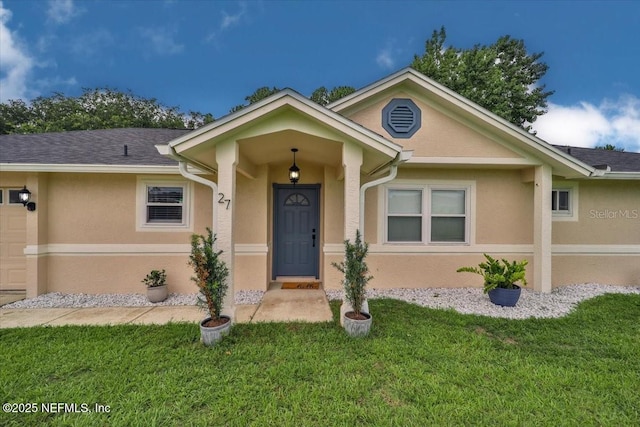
[
  {"left": 380, "top": 180, "right": 475, "bottom": 246},
  {"left": 136, "top": 177, "right": 193, "bottom": 232},
  {"left": 552, "top": 182, "right": 579, "bottom": 222}
]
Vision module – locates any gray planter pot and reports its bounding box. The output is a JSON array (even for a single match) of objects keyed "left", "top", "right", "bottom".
[
  {"left": 488, "top": 285, "right": 522, "bottom": 307},
  {"left": 343, "top": 311, "right": 372, "bottom": 337},
  {"left": 146, "top": 285, "right": 168, "bottom": 303},
  {"left": 200, "top": 316, "right": 232, "bottom": 347}
]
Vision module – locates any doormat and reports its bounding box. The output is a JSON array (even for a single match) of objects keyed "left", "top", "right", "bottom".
[{"left": 281, "top": 282, "right": 321, "bottom": 290}]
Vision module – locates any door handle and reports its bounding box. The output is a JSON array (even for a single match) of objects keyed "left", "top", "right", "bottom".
[{"left": 312, "top": 234, "right": 316, "bottom": 247}]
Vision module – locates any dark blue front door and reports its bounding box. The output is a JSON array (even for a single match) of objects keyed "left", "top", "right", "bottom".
[{"left": 273, "top": 184, "right": 320, "bottom": 279}]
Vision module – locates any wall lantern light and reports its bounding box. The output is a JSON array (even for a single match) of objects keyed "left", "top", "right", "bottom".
[
  {"left": 288, "top": 148, "right": 300, "bottom": 185},
  {"left": 18, "top": 186, "right": 36, "bottom": 211}
]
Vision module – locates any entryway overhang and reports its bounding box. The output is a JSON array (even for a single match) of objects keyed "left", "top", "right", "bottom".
[{"left": 157, "top": 89, "right": 406, "bottom": 176}]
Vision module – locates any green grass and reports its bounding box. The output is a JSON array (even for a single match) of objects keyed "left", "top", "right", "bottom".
[{"left": 1, "top": 294, "right": 639, "bottom": 426}]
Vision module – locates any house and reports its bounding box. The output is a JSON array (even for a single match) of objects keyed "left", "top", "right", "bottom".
[{"left": 1, "top": 68, "right": 639, "bottom": 317}]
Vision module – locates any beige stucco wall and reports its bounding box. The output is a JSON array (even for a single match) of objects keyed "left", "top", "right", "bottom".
[
  {"left": 552, "top": 179, "right": 640, "bottom": 245},
  {"left": 552, "top": 255, "right": 639, "bottom": 285},
  {"left": 346, "top": 91, "right": 523, "bottom": 159}
]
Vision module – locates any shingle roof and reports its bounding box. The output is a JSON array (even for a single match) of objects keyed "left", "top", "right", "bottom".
[
  {"left": 0, "top": 128, "right": 191, "bottom": 166},
  {"left": 1, "top": 127, "right": 639, "bottom": 174},
  {"left": 553, "top": 145, "right": 640, "bottom": 172}
]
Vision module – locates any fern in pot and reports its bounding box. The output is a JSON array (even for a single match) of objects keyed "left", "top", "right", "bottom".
[
  {"left": 457, "top": 253, "right": 527, "bottom": 307},
  {"left": 189, "top": 228, "right": 231, "bottom": 346},
  {"left": 332, "top": 230, "right": 373, "bottom": 337}
]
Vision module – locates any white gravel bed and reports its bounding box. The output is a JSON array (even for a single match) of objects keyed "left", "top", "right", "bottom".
[
  {"left": 3, "top": 284, "right": 639, "bottom": 319},
  {"left": 329, "top": 283, "right": 640, "bottom": 319},
  {"left": 1, "top": 290, "right": 265, "bottom": 309}
]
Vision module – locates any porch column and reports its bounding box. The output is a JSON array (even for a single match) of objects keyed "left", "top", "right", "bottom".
[
  {"left": 343, "top": 142, "right": 363, "bottom": 241},
  {"left": 216, "top": 140, "right": 238, "bottom": 318},
  {"left": 533, "top": 164, "right": 552, "bottom": 293}
]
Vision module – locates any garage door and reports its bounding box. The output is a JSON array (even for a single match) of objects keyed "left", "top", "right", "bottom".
[{"left": 0, "top": 189, "right": 27, "bottom": 290}]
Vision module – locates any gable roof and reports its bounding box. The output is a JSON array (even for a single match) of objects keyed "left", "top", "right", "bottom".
[
  {"left": 163, "top": 89, "right": 407, "bottom": 175},
  {"left": 329, "top": 67, "right": 600, "bottom": 179},
  {"left": 554, "top": 146, "right": 640, "bottom": 173},
  {"left": 0, "top": 128, "right": 189, "bottom": 172}
]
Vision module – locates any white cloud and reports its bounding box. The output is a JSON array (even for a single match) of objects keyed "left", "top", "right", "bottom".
[
  {"left": 0, "top": 2, "right": 35, "bottom": 102},
  {"left": 140, "top": 27, "right": 184, "bottom": 55},
  {"left": 204, "top": 2, "right": 248, "bottom": 44},
  {"left": 47, "top": 0, "right": 80, "bottom": 24},
  {"left": 221, "top": 2, "right": 246, "bottom": 30},
  {"left": 376, "top": 47, "right": 395, "bottom": 70},
  {"left": 532, "top": 96, "right": 640, "bottom": 153}
]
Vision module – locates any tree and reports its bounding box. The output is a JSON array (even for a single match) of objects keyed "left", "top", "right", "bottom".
[
  {"left": 310, "top": 86, "right": 356, "bottom": 106},
  {"left": 411, "top": 27, "right": 554, "bottom": 132},
  {"left": 230, "top": 86, "right": 281, "bottom": 113},
  {"left": 595, "top": 144, "right": 625, "bottom": 152},
  {"left": 232, "top": 85, "right": 356, "bottom": 113},
  {"left": 0, "top": 88, "right": 214, "bottom": 134}
]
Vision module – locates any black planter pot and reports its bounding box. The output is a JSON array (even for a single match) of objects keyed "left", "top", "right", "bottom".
[{"left": 488, "top": 285, "right": 521, "bottom": 307}]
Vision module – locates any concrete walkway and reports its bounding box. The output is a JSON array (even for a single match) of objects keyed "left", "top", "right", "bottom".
[{"left": 0, "top": 289, "right": 333, "bottom": 328}]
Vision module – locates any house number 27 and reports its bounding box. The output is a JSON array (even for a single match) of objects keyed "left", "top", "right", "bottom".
[{"left": 218, "top": 193, "right": 231, "bottom": 210}]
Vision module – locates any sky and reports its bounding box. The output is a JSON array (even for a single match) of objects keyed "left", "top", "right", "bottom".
[{"left": 1, "top": 0, "right": 639, "bottom": 152}]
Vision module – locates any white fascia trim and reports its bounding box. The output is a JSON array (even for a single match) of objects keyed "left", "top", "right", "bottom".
[
  {"left": 168, "top": 90, "right": 403, "bottom": 159},
  {"left": 552, "top": 245, "right": 640, "bottom": 255},
  {"left": 25, "top": 243, "right": 270, "bottom": 256},
  {"left": 0, "top": 163, "right": 180, "bottom": 174},
  {"left": 329, "top": 68, "right": 594, "bottom": 177},
  {"left": 405, "top": 157, "right": 540, "bottom": 166},
  {"left": 589, "top": 171, "right": 640, "bottom": 180}
]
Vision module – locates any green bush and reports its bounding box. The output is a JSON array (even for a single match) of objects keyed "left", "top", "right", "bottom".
[{"left": 457, "top": 253, "right": 527, "bottom": 293}]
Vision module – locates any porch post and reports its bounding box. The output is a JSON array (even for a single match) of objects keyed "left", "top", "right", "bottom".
[
  {"left": 216, "top": 140, "right": 238, "bottom": 318},
  {"left": 533, "top": 164, "right": 552, "bottom": 293},
  {"left": 342, "top": 142, "right": 363, "bottom": 241}
]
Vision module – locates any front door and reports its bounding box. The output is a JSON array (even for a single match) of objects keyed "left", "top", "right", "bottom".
[{"left": 273, "top": 184, "right": 320, "bottom": 279}]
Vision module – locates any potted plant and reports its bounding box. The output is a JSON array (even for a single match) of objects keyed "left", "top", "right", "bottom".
[
  {"left": 332, "top": 229, "right": 373, "bottom": 337},
  {"left": 457, "top": 254, "right": 528, "bottom": 307},
  {"left": 189, "top": 228, "right": 231, "bottom": 346},
  {"left": 142, "top": 269, "right": 168, "bottom": 303}
]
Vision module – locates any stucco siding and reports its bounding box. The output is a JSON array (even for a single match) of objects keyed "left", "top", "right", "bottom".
[
  {"left": 552, "top": 180, "right": 640, "bottom": 245},
  {"left": 552, "top": 255, "right": 640, "bottom": 286},
  {"left": 346, "top": 91, "right": 524, "bottom": 159}
]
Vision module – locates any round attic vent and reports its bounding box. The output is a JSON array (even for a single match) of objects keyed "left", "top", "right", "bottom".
[{"left": 382, "top": 98, "right": 421, "bottom": 138}]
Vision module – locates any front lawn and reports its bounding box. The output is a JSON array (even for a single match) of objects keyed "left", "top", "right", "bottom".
[{"left": 1, "top": 294, "right": 639, "bottom": 426}]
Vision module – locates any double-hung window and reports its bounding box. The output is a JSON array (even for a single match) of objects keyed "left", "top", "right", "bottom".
[
  {"left": 430, "top": 189, "right": 467, "bottom": 242},
  {"left": 385, "top": 184, "right": 471, "bottom": 244},
  {"left": 387, "top": 189, "right": 423, "bottom": 242},
  {"left": 137, "top": 178, "right": 191, "bottom": 230}
]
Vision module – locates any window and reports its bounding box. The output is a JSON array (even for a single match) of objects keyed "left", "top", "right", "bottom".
[
  {"left": 551, "top": 189, "right": 570, "bottom": 213},
  {"left": 431, "top": 189, "right": 466, "bottom": 242},
  {"left": 385, "top": 184, "right": 471, "bottom": 244},
  {"left": 387, "top": 189, "right": 422, "bottom": 242},
  {"left": 8, "top": 189, "right": 23, "bottom": 205},
  {"left": 147, "top": 186, "right": 184, "bottom": 223},
  {"left": 137, "top": 178, "right": 191, "bottom": 230},
  {"left": 551, "top": 185, "right": 578, "bottom": 221}
]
